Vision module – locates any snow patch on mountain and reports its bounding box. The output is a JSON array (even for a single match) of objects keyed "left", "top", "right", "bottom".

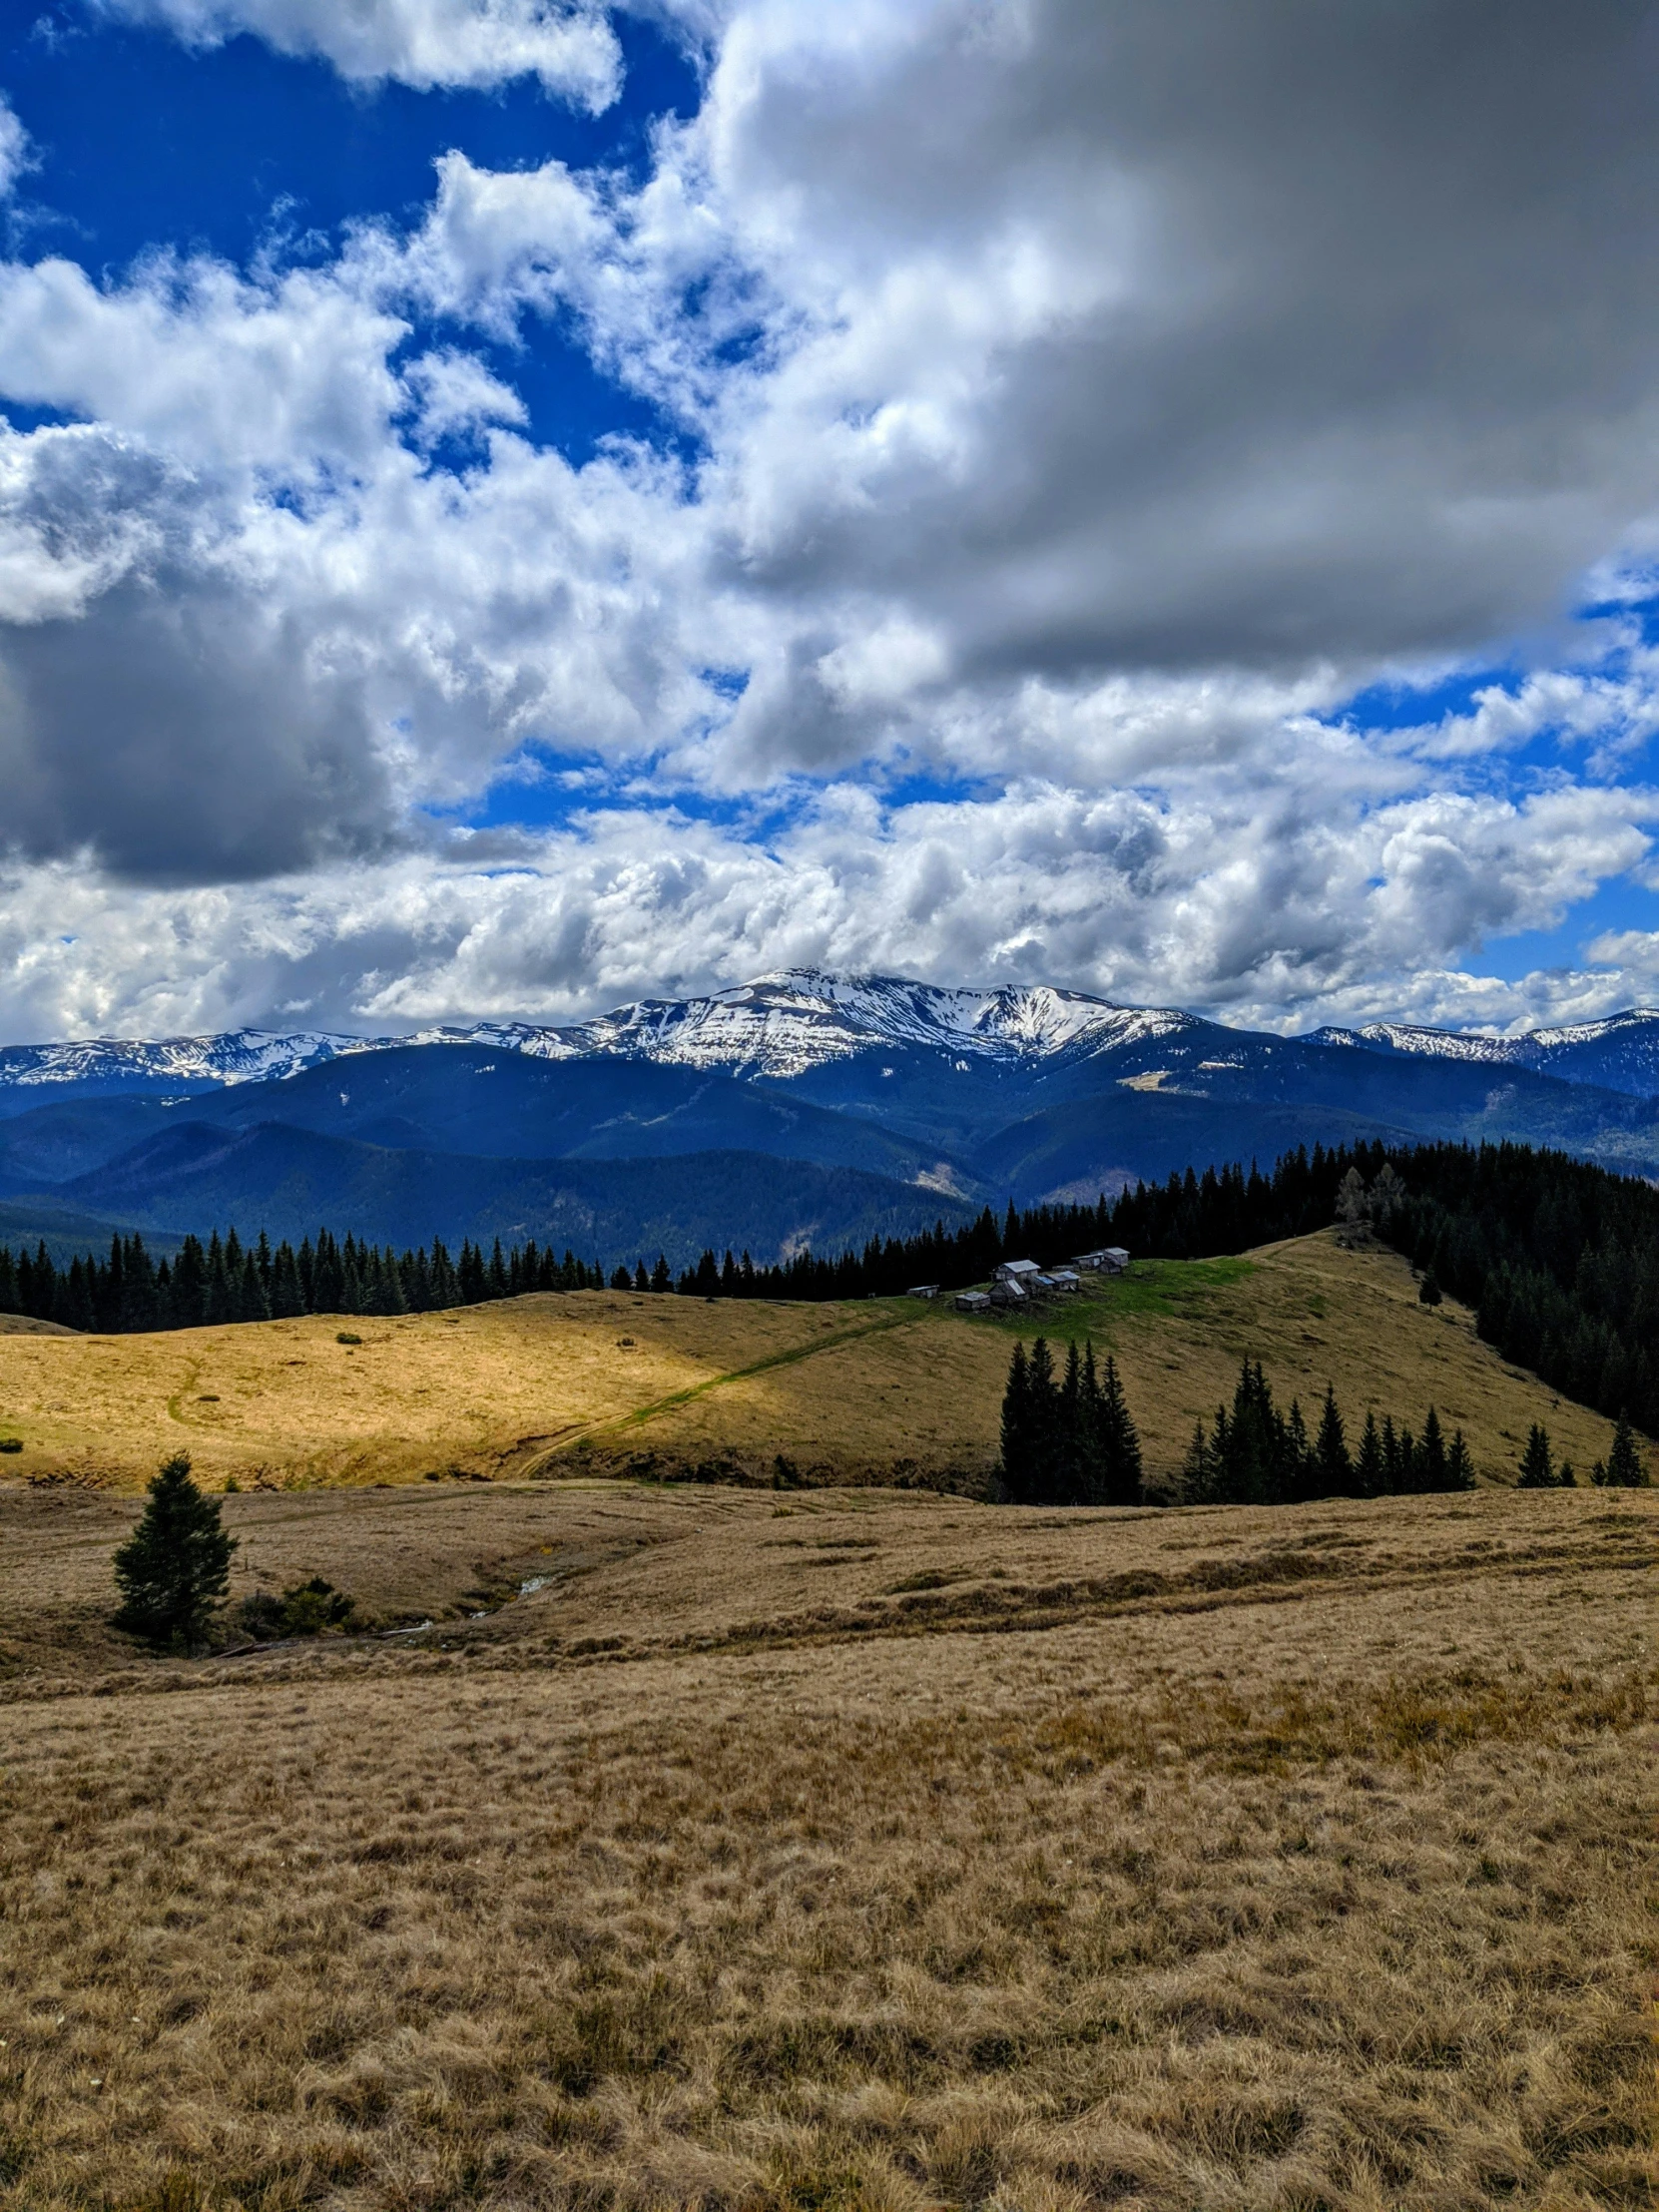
[
  {"left": 0, "top": 1028, "right": 364, "bottom": 1089},
  {"left": 1313, "top": 1022, "right": 1531, "bottom": 1065}
]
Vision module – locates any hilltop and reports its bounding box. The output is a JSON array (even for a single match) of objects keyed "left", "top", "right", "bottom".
[{"left": 0, "top": 1230, "right": 1635, "bottom": 1493}]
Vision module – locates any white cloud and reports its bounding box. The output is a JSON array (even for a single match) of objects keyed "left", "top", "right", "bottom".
[
  {"left": 86, "top": 0, "right": 623, "bottom": 104},
  {"left": 4, "top": 0, "right": 1659, "bottom": 1033},
  {"left": 1, "top": 769, "right": 1652, "bottom": 1044},
  {"left": 0, "top": 98, "right": 31, "bottom": 202}
]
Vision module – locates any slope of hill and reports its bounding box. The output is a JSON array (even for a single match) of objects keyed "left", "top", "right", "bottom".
[
  {"left": 0, "top": 1047, "right": 976, "bottom": 1192},
  {"left": 36, "top": 1123, "right": 973, "bottom": 1265},
  {"left": 0, "top": 1230, "right": 1634, "bottom": 1493}
]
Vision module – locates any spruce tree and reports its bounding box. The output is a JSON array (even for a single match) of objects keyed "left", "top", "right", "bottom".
[
  {"left": 1417, "top": 1406, "right": 1447, "bottom": 1491},
  {"left": 1025, "top": 1338, "right": 1060, "bottom": 1495},
  {"left": 1444, "top": 1429, "right": 1476, "bottom": 1490},
  {"left": 1598, "top": 1413, "right": 1648, "bottom": 1487},
  {"left": 112, "top": 1453, "right": 238, "bottom": 1651},
  {"left": 1091, "top": 1348, "right": 1143, "bottom": 1506},
  {"left": 1355, "top": 1409, "right": 1383, "bottom": 1497},
  {"left": 1516, "top": 1422, "right": 1558, "bottom": 1488},
  {"left": 1180, "top": 1417, "right": 1214, "bottom": 1501},
  {"left": 1312, "top": 1384, "right": 1352, "bottom": 1496},
  {"left": 1057, "top": 1341, "right": 1084, "bottom": 1503},
  {"left": 1000, "top": 1342, "right": 1033, "bottom": 1502}
]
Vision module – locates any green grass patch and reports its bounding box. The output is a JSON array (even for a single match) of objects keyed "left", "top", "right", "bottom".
[{"left": 965, "top": 1256, "right": 1257, "bottom": 1337}]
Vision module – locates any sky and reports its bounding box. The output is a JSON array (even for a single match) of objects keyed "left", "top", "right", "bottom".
[{"left": 6, "top": 1, "right": 1659, "bottom": 1043}]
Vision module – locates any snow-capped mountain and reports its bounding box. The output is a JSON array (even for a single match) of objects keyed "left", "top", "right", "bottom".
[
  {"left": 0, "top": 1027, "right": 365, "bottom": 1094},
  {"left": 0, "top": 971, "right": 1197, "bottom": 1093},
  {"left": 7, "top": 972, "right": 1659, "bottom": 1103},
  {"left": 519, "top": 970, "right": 1195, "bottom": 1077},
  {"left": 1314, "top": 1009, "right": 1659, "bottom": 1097}
]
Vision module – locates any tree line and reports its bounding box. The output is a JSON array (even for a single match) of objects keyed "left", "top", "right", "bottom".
[
  {"left": 0, "top": 1226, "right": 606, "bottom": 1332},
  {"left": 0, "top": 1149, "right": 1365, "bottom": 1330},
  {"left": 1002, "top": 1338, "right": 1647, "bottom": 1505},
  {"left": 659, "top": 1147, "right": 1390, "bottom": 1300},
  {"left": 1179, "top": 1361, "right": 1475, "bottom": 1503}
]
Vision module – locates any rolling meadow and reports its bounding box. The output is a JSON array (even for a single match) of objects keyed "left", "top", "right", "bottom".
[{"left": 0, "top": 1237, "right": 1653, "bottom": 2211}]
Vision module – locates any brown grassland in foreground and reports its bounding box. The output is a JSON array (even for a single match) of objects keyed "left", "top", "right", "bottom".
[
  {"left": 0, "top": 1460, "right": 1654, "bottom": 2212},
  {"left": 0, "top": 1233, "right": 1639, "bottom": 1494}
]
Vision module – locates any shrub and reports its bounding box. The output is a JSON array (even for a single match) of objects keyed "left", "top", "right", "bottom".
[{"left": 236, "top": 1576, "right": 357, "bottom": 1641}]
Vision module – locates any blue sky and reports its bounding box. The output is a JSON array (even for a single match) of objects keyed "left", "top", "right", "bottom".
[{"left": 3, "top": 0, "right": 1659, "bottom": 1042}]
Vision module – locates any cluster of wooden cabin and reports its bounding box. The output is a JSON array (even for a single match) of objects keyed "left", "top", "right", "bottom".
[{"left": 943, "top": 1247, "right": 1129, "bottom": 1314}]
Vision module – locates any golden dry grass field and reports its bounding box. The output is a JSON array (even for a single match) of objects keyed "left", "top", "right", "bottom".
[
  {"left": 0, "top": 1475, "right": 1653, "bottom": 2212},
  {"left": 0, "top": 1233, "right": 1638, "bottom": 1493}
]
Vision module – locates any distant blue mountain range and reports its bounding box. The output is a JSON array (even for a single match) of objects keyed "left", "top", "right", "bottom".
[{"left": 2, "top": 969, "right": 1657, "bottom": 1266}]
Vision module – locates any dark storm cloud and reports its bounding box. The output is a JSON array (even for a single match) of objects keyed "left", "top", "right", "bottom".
[
  {"left": 0, "top": 576, "right": 398, "bottom": 882},
  {"left": 718, "top": 0, "right": 1659, "bottom": 675}
]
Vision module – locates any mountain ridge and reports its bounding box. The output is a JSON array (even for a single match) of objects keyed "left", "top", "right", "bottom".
[{"left": 6, "top": 968, "right": 1659, "bottom": 1099}]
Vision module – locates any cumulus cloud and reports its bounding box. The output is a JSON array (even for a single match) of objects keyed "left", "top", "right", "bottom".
[
  {"left": 86, "top": 0, "right": 623, "bottom": 104},
  {"left": 1, "top": 766, "right": 1652, "bottom": 1043},
  {"left": 6, "top": 0, "right": 1659, "bottom": 1027}
]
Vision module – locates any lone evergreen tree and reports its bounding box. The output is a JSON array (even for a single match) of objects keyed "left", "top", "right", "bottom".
[
  {"left": 112, "top": 1452, "right": 237, "bottom": 1650},
  {"left": 1418, "top": 1268, "right": 1442, "bottom": 1307}
]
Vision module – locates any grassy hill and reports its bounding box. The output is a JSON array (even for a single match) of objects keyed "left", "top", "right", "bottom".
[
  {"left": 0, "top": 1228, "right": 1639, "bottom": 1491},
  {"left": 0, "top": 1471, "right": 1651, "bottom": 2209}
]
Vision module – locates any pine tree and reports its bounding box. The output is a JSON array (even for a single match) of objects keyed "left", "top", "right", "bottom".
[
  {"left": 1000, "top": 1341, "right": 1033, "bottom": 1502},
  {"left": 1418, "top": 1268, "right": 1442, "bottom": 1307},
  {"left": 1444, "top": 1428, "right": 1476, "bottom": 1490},
  {"left": 650, "top": 1254, "right": 673, "bottom": 1294},
  {"left": 1180, "top": 1417, "right": 1215, "bottom": 1501},
  {"left": 1057, "top": 1341, "right": 1084, "bottom": 1503},
  {"left": 1516, "top": 1422, "right": 1558, "bottom": 1488},
  {"left": 1355, "top": 1409, "right": 1383, "bottom": 1497},
  {"left": 1083, "top": 1345, "right": 1143, "bottom": 1506},
  {"left": 205, "top": 1232, "right": 231, "bottom": 1326},
  {"left": 1596, "top": 1412, "right": 1648, "bottom": 1487},
  {"left": 111, "top": 1453, "right": 238, "bottom": 1651},
  {"left": 171, "top": 1236, "right": 207, "bottom": 1329},
  {"left": 1312, "top": 1384, "right": 1352, "bottom": 1496},
  {"left": 611, "top": 1266, "right": 632, "bottom": 1290},
  {"left": 1416, "top": 1405, "right": 1447, "bottom": 1491}
]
